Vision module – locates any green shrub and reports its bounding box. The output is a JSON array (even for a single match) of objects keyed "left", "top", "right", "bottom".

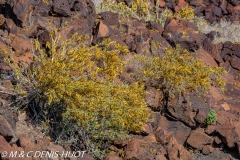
[
  {"left": 204, "top": 109, "right": 217, "bottom": 125},
  {"left": 3, "top": 30, "right": 151, "bottom": 159},
  {"left": 134, "top": 44, "right": 226, "bottom": 98}
]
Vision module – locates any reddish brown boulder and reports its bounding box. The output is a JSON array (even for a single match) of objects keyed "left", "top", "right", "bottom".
[
  {"left": 0, "top": 135, "right": 11, "bottom": 153},
  {"left": 35, "top": 15, "right": 61, "bottom": 32},
  {"left": 146, "top": 21, "right": 164, "bottom": 33},
  {"left": 234, "top": 6, "right": 240, "bottom": 16},
  {"left": 124, "top": 134, "right": 163, "bottom": 160},
  {"left": 202, "top": 38, "right": 224, "bottom": 64},
  {"left": 36, "top": 29, "right": 50, "bottom": 45},
  {"left": 0, "top": 115, "right": 15, "bottom": 141},
  {"left": 216, "top": 111, "right": 238, "bottom": 125},
  {"left": 134, "top": 33, "right": 151, "bottom": 55},
  {"left": 141, "top": 123, "right": 153, "bottom": 135},
  {"left": 186, "top": 0, "right": 205, "bottom": 6},
  {"left": 18, "top": 137, "right": 37, "bottom": 152},
  {"left": 157, "top": 116, "right": 191, "bottom": 145},
  {"left": 0, "top": 99, "right": 18, "bottom": 129},
  {"left": 119, "top": 71, "right": 136, "bottom": 84},
  {"left": 188, "top": 94, "right": 210, "bottom": 124},
  {"left": 167, "top": 137, "right": 192, "bottom": 160},
  {"left": 96, "top": 20, "right": 114, "bottom": 38},
  {"left": 167, "top": 96, "right": 197, "bottom": 127},
  {"left": 124, "top": 138, "right": 155, "bottom": 160},
  {"left": 220, "top": 0, "right": 228, "bottom": 14},
  {"left": 174, "top": 0, "right": 188, "bottom": 12},
  {"left": 163, "top": 18, "right": 208, "bottom": 52},
  {"left": 57, "top": 0, "right": 96, "bottom": 36},
  {"left": 155, "top": 154, "right": 167, "bottom": 160},
  {"left": 202, "top": 145, "right": 214, "bottom": 155},
  {"left": 52, "top": 0, "right": 73, "bottom": 16},
  {"left": 209, "top": 86, "right": 225, "bottom": 102},
  {"left": 117, "top": 17, "right": 151, "bottom": 54},
  {"left": 12, "top": 0, "right": 36, "bottom": 26},
  {"left": 233, "top": 121, "right": 240, "bottom": 157},
  {"left": 233, "top": 121, "right": 240, "bottom": 138},
  {"left": 195, "top": 110, "right": 208, "bottom": 124},
  {"left": 144, "top": 86, "right": 163, "bottom": 110},
  {"left": 34, "top": 138, "right": 48, "bottom": 151},
  {"left": 150, "top": 112, "right": 161, "bottom": 131},
  {"left": 205, "top": 125, "right": 217, "bottom": 135},
  {"left": 187, "top": 129, "right": 214, "bottom": 149},
  {"left": 214, "top": 135, "right": 222, "bottom": 145},
  {"left": 158, "top": 0, "right": 165, "bottom": 7},
  {"left": 213, "top": 7, "right": 223, "bottom": 18},
  {"left": 9, "top": 33, "right": 32, "bottom": 56},
  {"left": 196, "top": 48, "right": 218, "bottom": 67},
  {"left": 105, "top": 154, "right": 122, "bottom": 160},
  {"left": 0, "top": 136, "right": 23, "bottom": 160},
  {"left": 11, "top": 143, "right": 24, "bottom": 154},
  {"left": 99, "top": 11, "right": 120, "bottom": 28},
  {"left": 230, "top": 55, "right": 240, "bottom": 70},
  {"left": 155, "top": 127, "right": 172, "bottom": 145},
  {"left": 0, "top": 14, "right": 5, "bottom": 26},
  {"left": 0, "top": 40, "right": 6, "bottom": 49},
  {"left": 0, "top": 79, "right": 14, "bottom": 100},
  {"left": 113, "top": 139, "right": 129, "bottom": 148},
  {"left": 35, "top": 1, "right": 52, "bottom": 17},
  {"left": 216, "top": 123, "right": 239, "bottom": 148},
  {"left": 80, "top": 153, "right": 94, "bottom": 160},
  {"left": 47, "top": 144, "right": 65, "bottom": 157},
  {"left": 149, "top": 31, "right": 170, "bottom": 56},
  {"left": 5, "top": 19, "right": 18, "bottom": 35}
]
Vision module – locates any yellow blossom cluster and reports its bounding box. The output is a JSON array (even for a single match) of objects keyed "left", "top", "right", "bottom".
[
  {"left": 4, "top": 30, "right": 151, "bottom": 143},
  {"left": 134, "top": 44, "right": 226, "bottom": 97}
]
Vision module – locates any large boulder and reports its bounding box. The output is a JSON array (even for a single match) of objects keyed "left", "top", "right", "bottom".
[
  {"left": 157, "top": 116, "right": 191, "bottom": 145},
  {"left": 186, "top": 128, "right": 214, "bottom": 149},
  {"left": 216, "top": 122, "right": 239, "bottom": 148}
]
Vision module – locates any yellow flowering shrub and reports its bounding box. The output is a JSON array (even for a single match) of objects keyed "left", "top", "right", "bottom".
[
  {"left": 4, "top": 30, "right": 151, "bottom": 159},
  {"left": 97, "top": 0, "right": 195, "bottom": 27},
  {"left": 172, "top": 7, "right": 195, "bottom": 21},
  {"left": 42, "top": 0, "right": 50, "bottom": 4},
  {"left": 134, "top": 44, "right": 226, "bottom": 98},
  {"left": 97, "top": 0, "right": 171, "bottom": 25},
  {"left": 97, "top": 0, "right": 149, "bottom": 19}
]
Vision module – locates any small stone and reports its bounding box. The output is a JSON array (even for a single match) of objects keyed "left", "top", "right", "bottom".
[
  {"left": 205, "top": 125, "right": 217, "bottom": 135},
  {"left": 221, "top": 103, "right": 230, "bottom": 111},
  {"left": 0, "top": 14, "right": 5, "bottom": 26},
  {"left": 202, "top": 145, "right": 214, "bottom": 155},
  {"left": 214, "top": 136, "right": 222, "bottom": 145}
]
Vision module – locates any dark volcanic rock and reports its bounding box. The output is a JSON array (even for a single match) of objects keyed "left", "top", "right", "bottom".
[
  {"left": 167, "top": 136, "right": 192, "bottom": 160},
  {"left": 163, "top": 18, "right": 207, "bottom": 52},
  {"left": 0, "top": 115, "right": 15, "bottom": 141},
  {"left": 157, "top": 0, "right": 240, "bottom": 22},
  {"left": 202, "top": 38, "right": 223, "bottom": 64},
  {"left": 157, "top": 116, "right": 191, "bottom": 145},
  {"left": 216, "top": 123, "right": 239, "bottom": 148},
  {"left": 187, "top": 128, "right": 214, "bottom": 149},
  {"left": 167, "top": 95, "right": 197, "bottom": 127}
]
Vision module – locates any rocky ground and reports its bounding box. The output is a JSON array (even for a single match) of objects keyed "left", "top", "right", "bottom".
[
  {"left": 0, "top": 0, "right": 240, "bottom": 160},
  {"left": 157, "top": 0, "right": 240, "bottom": 23}
]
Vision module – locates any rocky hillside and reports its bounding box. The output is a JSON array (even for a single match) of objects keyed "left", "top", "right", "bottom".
[
  {"left": 0, "top": 0, "right": 240, "bottom": 160},
  {"left": 158, "top": 0, "right": 240, "bottom": 23}
]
